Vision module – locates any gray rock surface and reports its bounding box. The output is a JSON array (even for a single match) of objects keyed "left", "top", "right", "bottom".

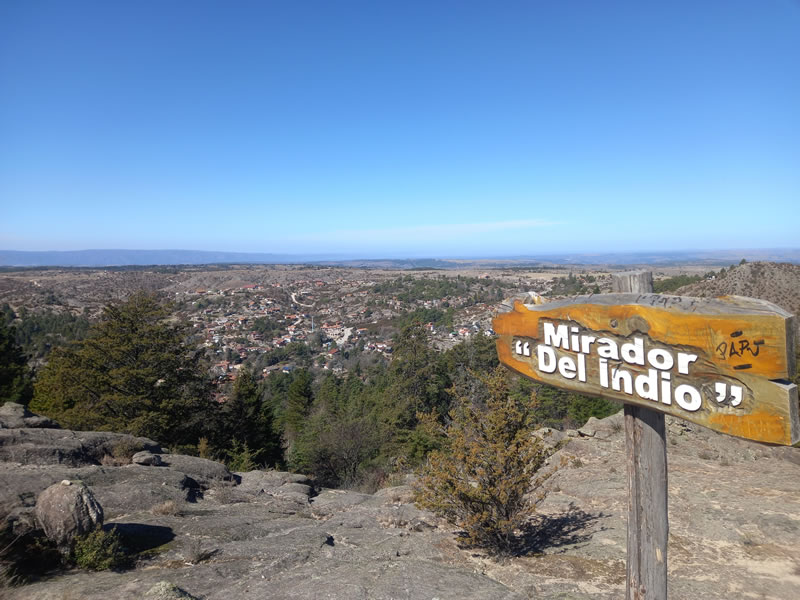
[
  {"left": 77, "top": 465, "right": 201, "bottom": 518},
  {"left": 0, "top": 428, "right": 161, "bottom": 466},
  {"left": 155, "top": 454, "right": 233, "bottom": 486},
  {"left": 145, "top": 581, "right": 199, "bottom": 600},
  {"left": 0, "top": 402, "right": 59, "bottom": 429},
  {"left": 34, "top": 480, "right": 103, "bottom": 551},
  {"left": 0, "top": 461, "right": 213, "bottom": 523},
  {"left": 3, "top": 410, "right": 800, "bottom": 600},
  {"left": 132, "top": 451, "right": 164, "bottom": 466}
]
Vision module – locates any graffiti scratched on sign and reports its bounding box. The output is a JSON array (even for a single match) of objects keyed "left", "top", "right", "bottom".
[{"left": 493, "top": 293, "right": 798, "bottom": 445}]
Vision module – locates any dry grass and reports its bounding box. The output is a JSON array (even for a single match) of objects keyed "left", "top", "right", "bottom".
[
  {"left": 211, "top": 481, "right": 247, "bottom": 505},
  {"left": 100, "top": 454, "right": 129, "bottom": 467},
  {"left": 150, "top": 500, "right": 182, "bottom": 516},
  {"left": 110, "top": 439, "right": 141, "bottom": 463},
  {"left": 181, "top": 538, "right": 217, "bottom": 565}
]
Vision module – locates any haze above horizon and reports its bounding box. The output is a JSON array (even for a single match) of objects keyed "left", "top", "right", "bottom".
[{"left": 2, "top": 1, "right": 798, "bottom": 257}]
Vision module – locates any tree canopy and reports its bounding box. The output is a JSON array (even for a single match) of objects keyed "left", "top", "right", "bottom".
[
  {"left": 0, "top": 310, "right": 33, "bottom": 405},
  {"left": 31, "top": 292, "right": 212, "bottom": 446}
]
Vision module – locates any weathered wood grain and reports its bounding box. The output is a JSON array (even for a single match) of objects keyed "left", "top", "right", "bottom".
[
  {"left": 493, "top": 293, "right": 799, "bottom": 445},
  {"left": 615, "top": 272, "right": 667, "bottom": 600},
  {"left": 613, "top": 271, "right": 653, "bottom": 294},
  {"left": 625, "top": 404, "right": 668, "bottom": 600},
  {"left": 495, "top": 293, "right": 795, "bottom": 380}
]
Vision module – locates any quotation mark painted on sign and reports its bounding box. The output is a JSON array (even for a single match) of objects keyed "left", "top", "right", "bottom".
[
  {"left": 514, "top": 340, "right": 531, "bottom": 356},
  {"left": 714, "top": 382, "right": 743, "bottom": 407}
]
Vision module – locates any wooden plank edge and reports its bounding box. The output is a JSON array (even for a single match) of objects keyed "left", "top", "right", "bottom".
[
  {"left": 504, "top": 293, "right": 795, "bottom": 319},
  {"left": 787, "top": 381, "right": 800, "bottom": 447},
  {"left": 497, "top": 357, "right": 799, "bottom": 446},
  {"left": 495, "top": 297, "right": 794, "bottom": 381}
]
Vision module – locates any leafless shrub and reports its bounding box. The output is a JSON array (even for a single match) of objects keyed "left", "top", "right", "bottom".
[
  {"left": 182, "top": 538, "right": 216, "bottom": 565},
  {"left": 150, "top": 500, "right": 182, "bottom": 516},
  {"left": 100, "top": 454, "right": 128, "bottom": 467},
  {"left": 211, "top": 482, "right": 246, "bottom": 505}
]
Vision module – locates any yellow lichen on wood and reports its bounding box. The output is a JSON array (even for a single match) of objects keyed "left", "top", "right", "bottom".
[{"left": 493, "top": 294, "right": 799, "bottom": 445}]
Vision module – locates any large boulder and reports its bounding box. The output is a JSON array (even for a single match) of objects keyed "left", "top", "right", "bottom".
[
  {"left": 34, "top": 480, "right": 103, "bottom": 551},
  {"left": 132, "top": 451, "right": 163, "bottom": 466},
  {"left": 0, "top": 402, "right": 59, "bottom": 429}
]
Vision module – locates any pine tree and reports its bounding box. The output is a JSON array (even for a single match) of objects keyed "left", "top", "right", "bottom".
[
  {"left": 0, "top": 311, "right": 32, "bottom": 405},
  {"left": 31, "top": 292, "right": 212, "bottom": 446},
  {"left": 386, "top": 321, "right": 450, "bottom": 429},
  {"left": 217, "top": 368, "right": 279, "bottom": 467},
  {"left": 281, "top": 369, "right": 314, "bottom": 469}
]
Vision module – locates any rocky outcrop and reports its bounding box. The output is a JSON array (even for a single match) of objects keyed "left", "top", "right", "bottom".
[
  {"left": 132, "top": 451, "right": 163, "bottom": 466},
  {"left": 2, "top": 408, "right": 800, "bottom": 600},
  {"left": 0, "top": 402, "right": 59, "bottom": 429},
  {"left": 155, "top": 454, "right": 233, "bottom": 485},
  {"left": 34, "top": 480, "right": 103, "bottom": 552},
  {"left": 0, "top": 427, "right": 162, "bottom": 466}
]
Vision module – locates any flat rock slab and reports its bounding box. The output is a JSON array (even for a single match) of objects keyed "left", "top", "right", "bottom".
[
  {"left": 0, "top": 429, "right": 161, "bottom": 466},
  {"left": 236, "top": 470, "right": 312, "bottom": 495},
  {"left": 155, "top": 455, "right": 232, "bottom": 486},
  {"left": 310, "top": 489, "right": 374, "bottom": 518},
  {"left": 5, "top": 412, "right": 800, "bottom": 600}
]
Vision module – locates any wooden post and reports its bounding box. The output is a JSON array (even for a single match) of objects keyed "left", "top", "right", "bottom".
[
  {"left": 614, "top": 271, "right": 668, "bottom": 600},
  {"left": 494, "top": 275, "right": 798, "bottom": 599},
  {"left": 612, "top": 271, "right": 653, "bottom": 296}
]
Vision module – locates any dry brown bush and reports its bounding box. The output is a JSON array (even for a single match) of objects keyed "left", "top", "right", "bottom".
[
  {"left": 150, "top": 500, "right": 181, "bottom": 516},
  {"left": 100, "top": 454, "right": 128, "bottom": 467}
]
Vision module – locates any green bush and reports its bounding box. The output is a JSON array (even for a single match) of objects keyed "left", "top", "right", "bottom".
[
  {"left": 414, "top": 367, "right": 554, "bottom": 555},
  {"left": 224, "top": 440, "right": 261, "bottom": 472},
  {"left": 652, "top": 274, "right": 701, "bottom": 293},
  {"left": 111, "top": 438, "right": 142, "bottom": 462},
  {"left": 72, "top": 527, "right": 128, "bottom": 571}
]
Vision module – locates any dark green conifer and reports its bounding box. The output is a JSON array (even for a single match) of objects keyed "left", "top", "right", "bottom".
[
  {"left": 0, "top": 311, "right": 33, "bottom": 405},
  {"left": 31, "top": 292, "right": 212, "bottom": 446}
]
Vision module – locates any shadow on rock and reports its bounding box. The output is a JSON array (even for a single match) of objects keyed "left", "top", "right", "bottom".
[
  {"left": 514, "top": 504, "right": 604, "bottom": 556},
  {"left": 108, "top": 522, "right": 175, "bottom": 554}
]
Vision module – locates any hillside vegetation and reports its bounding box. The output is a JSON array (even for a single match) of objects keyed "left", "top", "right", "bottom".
[{"left": 675, "top": 261, "right": 800, "bottom": 343}]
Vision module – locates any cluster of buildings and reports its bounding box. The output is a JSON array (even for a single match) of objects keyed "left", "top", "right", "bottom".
[{"left": 175, "top": 274, "right": 513, "bottom": 383}]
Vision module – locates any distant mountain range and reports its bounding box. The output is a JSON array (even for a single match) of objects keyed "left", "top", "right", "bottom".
[
  {"left": 0, "top": 249, "right": 337, "bottom": 268},
  {"left": 1, "top": 248, "right": 799, "bottom": 268}
]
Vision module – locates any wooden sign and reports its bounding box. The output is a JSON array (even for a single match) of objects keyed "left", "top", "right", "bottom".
[{"left": 493, "top": 293, "right": 798, "bottom": 446}]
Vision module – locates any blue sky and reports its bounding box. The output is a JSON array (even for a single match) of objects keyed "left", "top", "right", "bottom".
[{"left": 1, "top": 1, "right": 798, "bottom": 258}]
